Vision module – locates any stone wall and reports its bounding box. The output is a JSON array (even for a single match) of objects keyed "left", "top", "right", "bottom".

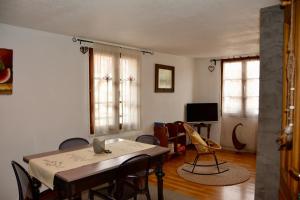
[{"left": 255, "top": 5, "right": 284, "bottom": 200}]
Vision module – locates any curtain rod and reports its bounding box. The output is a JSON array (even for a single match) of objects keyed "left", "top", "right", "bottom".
[
  {"left": 218, "top": 55, "right": 259, "bottom": 62},
  {"left": 72, "top": 36, "right": 154, "bottom": 55},
  {"left": 210, "top": 55, "right": 259, "bottom": 62}
]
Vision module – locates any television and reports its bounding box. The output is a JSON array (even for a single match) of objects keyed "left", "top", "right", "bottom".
[{"left": 186, "top": 103, "right": 218, "bottom": 122}]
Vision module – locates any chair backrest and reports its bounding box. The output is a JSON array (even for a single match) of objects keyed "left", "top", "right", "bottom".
[
  {"left": 115, "top": 154, "right": 151, "bottom": 200},
  {"left": 11, "top": 161, "right": 36, "bottom": 200},
  {"left": 136, "top": 134, "right": 160, "bottom": 145},
  {"left": 183, "top": 123, "right": 208, "bottom": 153},
  {"left": 59, "top": 137, "right": 89, "bottom": 150}
]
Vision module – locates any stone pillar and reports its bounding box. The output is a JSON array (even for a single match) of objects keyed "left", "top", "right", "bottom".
[{"left": 255, "top": 5, "right": 284, "bottom": 200}]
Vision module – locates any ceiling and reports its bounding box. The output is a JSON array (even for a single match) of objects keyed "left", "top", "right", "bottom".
[{"left": 0, "top": 0, "right": 279, "bottom": 58}]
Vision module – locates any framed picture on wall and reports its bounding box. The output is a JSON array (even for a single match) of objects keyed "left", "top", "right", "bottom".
[
  {"left": 0, "top": 49, "right": 13, "bottom": 95},
  {"left": 155, "top": 64, "right": 175, "bottom": 93}
]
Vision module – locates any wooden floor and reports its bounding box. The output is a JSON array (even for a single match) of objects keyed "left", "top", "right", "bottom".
[{"left": 149, "top": 149, "right": 256, "bottom": 200}]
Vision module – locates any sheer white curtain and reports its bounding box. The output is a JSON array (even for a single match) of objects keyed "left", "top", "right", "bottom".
[
  {"left": 222, "top": 62, "right": 243, "bottom": 115},
  {"left": 222, "top": 59, "right": 260, "bottom": 117},
  {"left": 92, "top": 46, "right": 141, "bottom": 135},
  {"left": 120, "top": 49, "right": 141, "bottom": 131},
  {"left": 93, "top": 46, "right": 120, "bottom": 134},
  {"left": 245, "top": 60, "right": 260, "bottom": 116}
]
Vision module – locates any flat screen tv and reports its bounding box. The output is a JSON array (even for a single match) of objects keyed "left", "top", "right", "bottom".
[{"left": 186, "top": 103, "right": 218, "bottom": 122}]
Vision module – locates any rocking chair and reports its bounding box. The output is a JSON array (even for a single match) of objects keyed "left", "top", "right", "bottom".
[{"left": 183, "top": 123, "right": 229, "bottom": 175}]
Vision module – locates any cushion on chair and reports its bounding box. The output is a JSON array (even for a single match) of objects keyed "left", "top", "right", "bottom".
[
  {"left": 183, "top": 123, "right": 208, "bottom": 152},
  {"left": 189, "top": 131, "right": 208, "bottom": 152}
]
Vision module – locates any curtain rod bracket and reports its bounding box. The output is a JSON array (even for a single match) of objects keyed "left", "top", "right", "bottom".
[{"left": 72, "top": 36, "right": 77, "bottom": 43}]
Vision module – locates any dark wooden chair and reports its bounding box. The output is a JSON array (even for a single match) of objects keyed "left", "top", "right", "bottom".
[
  {"left": 134, "top": 134, "right": 159, "bottom": 198},
  {"left": 89, "top": 154, "right": 151, "bottom": 200},
  {"left": 11, "top": 161, "right": 59, "bottom": 200},
  {"left": 58, "top": 137, "right": 89, "bottom": 199},
  {"left": 58, "top": 137, "right": 89, "bottom": 150},
  {"left": 136, "top": 134, "right": 160, "bottom": 145}
]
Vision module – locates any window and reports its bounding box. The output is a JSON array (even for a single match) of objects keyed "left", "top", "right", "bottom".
[
  {"left": 222, "top": 58, "right": 260, "bottom": 117},
  {"left": 89, "top": 47, "right": 140, "bottom": 135}
]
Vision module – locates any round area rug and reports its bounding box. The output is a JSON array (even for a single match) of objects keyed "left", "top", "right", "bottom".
[{"left": 177, "top": 161, "right": 250, "bottom": 186}]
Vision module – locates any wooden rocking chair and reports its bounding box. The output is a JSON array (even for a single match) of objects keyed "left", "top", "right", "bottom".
[{"left": 183, "top": 123, "right": 229, "bottom": 175}]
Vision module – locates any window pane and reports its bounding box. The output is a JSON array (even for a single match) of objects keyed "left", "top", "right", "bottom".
[
  {"left": 246, "top": 79, "right": 259, "bottom": 97},
  {"left": 223, "top": 80, "right": 242, "bottom": 97},
  {"left": 223, "top": 62, "right": 242, "bottom": 79},
  {"left": 246, "top": 97, "right": 259, "bottom": 116},
  {"left": 223, "top": 97, "right": 242, "bottom": 115},
  {"left": 246, "top": 60, "right": 260, "bottom": 78}
]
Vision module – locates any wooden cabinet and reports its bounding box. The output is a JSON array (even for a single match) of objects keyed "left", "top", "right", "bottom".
[{"left": 154, "top": 122, "right": 186, "bottom": 155}]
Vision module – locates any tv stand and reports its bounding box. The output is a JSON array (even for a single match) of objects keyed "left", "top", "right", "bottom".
[{"left": 190, "top": 122, "right": 211, "bottom": 139}]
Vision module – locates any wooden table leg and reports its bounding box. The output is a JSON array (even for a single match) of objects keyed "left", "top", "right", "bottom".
[
  {"left": 155, "top": 156, "right": 165, "bottom": 200},
  {"left": 54, "top": 185, "right": 64, "bottom": 200},
  {"left": 65, "top": 184, "right": 73, "bottom": 200}
]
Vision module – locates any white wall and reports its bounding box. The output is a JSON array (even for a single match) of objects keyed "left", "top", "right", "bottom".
[
  {"left": 141, "top": 53, "right": 194, "bottom": 133},
  {"left": 0, "top": 23, "right": 90, "bottom": 200},
  {"left": 193, "top": 58, "right": 222, "bottom": 143},
  {"left": 0, "top": 23, "right": 195, "bottom": 199}
]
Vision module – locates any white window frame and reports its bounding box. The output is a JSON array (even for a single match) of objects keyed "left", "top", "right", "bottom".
[{"left": 221, "top": 57, "right": 260, "bottom": 118}]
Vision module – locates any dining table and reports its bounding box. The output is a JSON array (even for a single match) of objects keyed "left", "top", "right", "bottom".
[{"left": 23, "top": 138, "right": 170, "bottom": 200}]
